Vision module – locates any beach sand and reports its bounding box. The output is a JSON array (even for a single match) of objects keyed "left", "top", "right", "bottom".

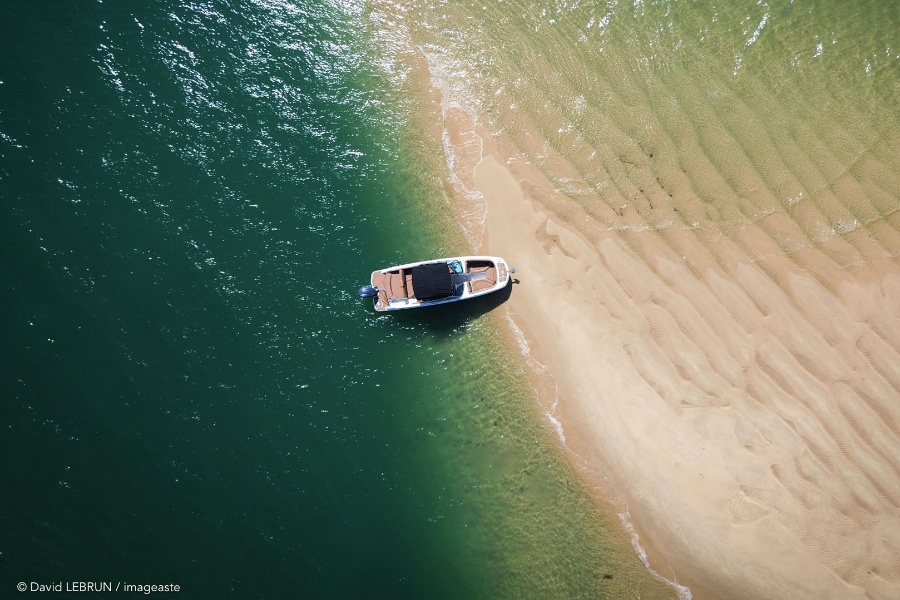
[
  {"left": 445, "top": 114, "right": 900, "bottom": 599},
  {"left": 366, "top": 1, "right": 900, "bottom": 596}
]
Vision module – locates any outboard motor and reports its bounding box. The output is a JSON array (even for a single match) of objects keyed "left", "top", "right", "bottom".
[{"left": 357, "top": 285, "right": 379, "bottom": 298}]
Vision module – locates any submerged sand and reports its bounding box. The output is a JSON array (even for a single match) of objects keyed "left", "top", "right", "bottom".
[
  {"left": 438, "top": 85, "right": 900, "bottom": 600},
  {"left": 474, "top": 149, "right": 900, "bottom": 600},
  {"left": 456, "top": 119, "right": 900, "bottom": 599},
  {"left": 367, "top": 1, "right": 900, "bottom": 597}
]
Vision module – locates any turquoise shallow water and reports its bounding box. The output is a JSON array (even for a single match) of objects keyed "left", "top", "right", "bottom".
[
  {"left": 369, "top": 0, "right": 900, "bottom": 598},
  {"left": 0, "top": 1, "right": 674, "bottom": 598}
]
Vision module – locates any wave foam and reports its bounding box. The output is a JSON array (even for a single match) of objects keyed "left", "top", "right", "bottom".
[{"left": 504, "top": 310, "right": 692, "bottom": 599}]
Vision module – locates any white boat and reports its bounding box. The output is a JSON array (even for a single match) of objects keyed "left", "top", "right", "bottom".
[{"left": 358, "top": 255, "right": 514, "bottom": 312}]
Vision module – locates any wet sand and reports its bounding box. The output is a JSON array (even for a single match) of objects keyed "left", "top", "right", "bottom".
[
  {"left": 364, "top": 0, "right": 900, "bottom": 596},
  {"left": 447, "top": 112, "right": 900, "bottom": 598}
]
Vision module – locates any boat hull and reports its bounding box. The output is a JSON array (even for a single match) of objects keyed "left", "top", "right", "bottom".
[{"left": 367, "top": 255, "right": 511, "bottom": 312}]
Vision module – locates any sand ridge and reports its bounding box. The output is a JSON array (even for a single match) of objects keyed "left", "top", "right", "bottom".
[
  {"left": 369, "top": 1, "right": 900, "bottom": 596},
  {"left": 447, "top": 110, "right": 900, "bottom": 599}
]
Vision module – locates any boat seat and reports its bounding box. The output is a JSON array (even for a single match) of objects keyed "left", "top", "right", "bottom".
[
  {"left": 467, "top": 265, "right": 497, "bottom": 293},
  {"left": 388, "top": 273, "right": 407, "bottom": 298},
  {"left": 405, "top": 273, "right": 415, "bottom": 298}
]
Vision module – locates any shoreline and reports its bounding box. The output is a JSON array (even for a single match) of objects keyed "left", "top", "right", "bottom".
[
  {"left": 435, "top": 83, "right": 706, "bottom": 596},
  {"left": 502, "top": 303, "right": 695, "bottom": 599},
  {"left": 470, "top": 132, "right": 705, "bottom": 600},
  {"left": 375, "top": 3, "right": 900, "bottom": 596},
  {"left": 411, "top": 50, "right": 699, "bottom": 596},
  {"left": 441, "top": 102, "right": 900, "bottom": 598}
]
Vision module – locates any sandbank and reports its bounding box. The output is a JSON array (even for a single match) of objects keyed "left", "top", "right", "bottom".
[{"left": 442, "top": 104, "right": 900, "bottom": 599}]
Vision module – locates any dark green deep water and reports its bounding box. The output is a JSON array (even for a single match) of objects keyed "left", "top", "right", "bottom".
[{"left": 0, "top": 2, "right": 675, "bottom": 598}]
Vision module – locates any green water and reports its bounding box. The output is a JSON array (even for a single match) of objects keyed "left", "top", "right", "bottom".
[
  {"left": 10, "top": 0, "right": 895, "bottom": 595},
  {"left": 0, "top": 1, "right": 675, "bottom": 598}
]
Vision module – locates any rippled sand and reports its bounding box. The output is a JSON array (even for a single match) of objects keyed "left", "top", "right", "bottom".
[{"left": 368, "top": 1, "right": 900, "bottom": 598}]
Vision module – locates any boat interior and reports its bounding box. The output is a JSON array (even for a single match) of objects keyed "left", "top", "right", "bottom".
[
  {"left": 372, "top": 259, "right": 502, "bottom": 309},
  {"left": 464, "top": 260, "right": 497, "bottom": 293},
  {"left": 371, "top": 267, "right": 416, "bottom": 309}
]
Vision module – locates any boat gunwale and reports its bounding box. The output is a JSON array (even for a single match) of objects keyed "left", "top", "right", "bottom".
[{"left": 369, "top": 255, "right": 509, "bottom": 312}]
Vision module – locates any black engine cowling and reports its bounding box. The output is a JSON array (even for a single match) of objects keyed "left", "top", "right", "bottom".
[{"left": 357, "top": 285, "right": 378, "bottom": 298}]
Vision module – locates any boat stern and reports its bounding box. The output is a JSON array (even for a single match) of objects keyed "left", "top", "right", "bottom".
[{"left": 497, "top": 259, "right": 510, "bottom": 286}]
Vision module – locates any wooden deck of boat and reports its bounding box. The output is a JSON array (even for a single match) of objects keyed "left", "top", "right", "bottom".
[
  {"left": 371, "top": 267, "right": 415, "bottom": 311},
  {"left": 465, "top": 260, "right": 497, "bottom": 293}
]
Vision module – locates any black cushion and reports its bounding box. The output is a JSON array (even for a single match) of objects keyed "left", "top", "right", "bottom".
[{"left": 411, "top": 263, "right": 453, "bottom": 301}]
